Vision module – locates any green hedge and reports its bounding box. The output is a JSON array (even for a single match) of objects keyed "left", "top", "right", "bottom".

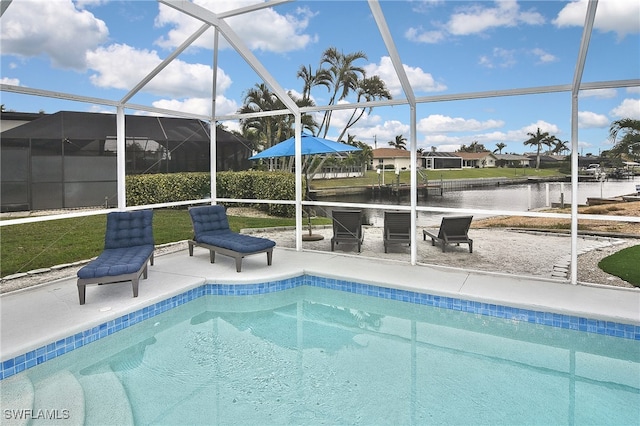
[{"left": 126, "top": 171, "right": 297, "bottom": 217}]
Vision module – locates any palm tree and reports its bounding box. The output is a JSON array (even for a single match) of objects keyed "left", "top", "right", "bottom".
[
  {"left": 609, "top": 118, "right": 640, "bottom": 161},
  {"left": 346, "top": 133, "right": 373, "bottom": 172},
  {"left": 297, "top": 47, "right": 391, "bottom": 142},
  {"left": 239, "top": 83, "right": 318, "bottom": 151},
  {"left": 239, "top": 83, "right": 279, "bottom": 149},
  {"left": 296, "top": 64, "right": 331, "bottom": 101},
  {"left": 336, "top": 75, "right": 391, "bottom": 142},
  {"left": 523, "top": 128, "right": 555, "bottom": 169},
  {"left": 458, "top": 141, "right": 488, "bottom": 153},
  {"left": 316, "top": 47, "right": 367, "bottom": 138},
  {"left": 388, "top": 134, "right": 407, "bottom": 150},
  {"left": 551, "top": 139, "right": 570, "bottom": 155},
  {"left": 493, "top": 142, "right": 507, "bottom": 154}
]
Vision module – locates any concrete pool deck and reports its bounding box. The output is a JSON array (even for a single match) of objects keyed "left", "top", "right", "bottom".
[{"left": 1, "top": 245, "right": 639, "bottom": 364}]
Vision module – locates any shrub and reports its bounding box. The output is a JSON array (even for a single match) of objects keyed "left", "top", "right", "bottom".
[
  {"left": 217, "top": 171, "right": 298, "bottom": 216},
  {"left": 127, "top": 173, "right": 210, "bottom": 205},
  {"left": 126, "top": 171, "right": 297, "bottom": 217}
]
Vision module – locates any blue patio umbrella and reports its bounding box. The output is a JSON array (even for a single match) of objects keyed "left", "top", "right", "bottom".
[
  {"left": 249, "top": 134, "right": 361, "bottom": 240},
  {"left": 248, "top": 133, "right": 361, "bottom": 160}
]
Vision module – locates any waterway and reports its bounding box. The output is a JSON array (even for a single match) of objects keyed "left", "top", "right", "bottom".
[{"left": 314, "top": 178, "right": 639, "bottom": 226}]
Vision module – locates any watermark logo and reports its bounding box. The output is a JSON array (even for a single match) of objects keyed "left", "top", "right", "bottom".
[{"left": 3, "top": 409, "right": 71, "bottom": 421}]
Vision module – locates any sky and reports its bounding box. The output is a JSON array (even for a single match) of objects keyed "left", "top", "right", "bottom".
[{"left": 1, "top": 0, "right": 639, "bottom": 155}]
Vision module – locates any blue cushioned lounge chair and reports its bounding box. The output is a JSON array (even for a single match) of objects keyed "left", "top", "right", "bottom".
[
  {"left": 77, "top": 210, "right": 155, "bottom": 305},
  {"left": 188, "top": 205, "right": 276, "bottom": 272}
]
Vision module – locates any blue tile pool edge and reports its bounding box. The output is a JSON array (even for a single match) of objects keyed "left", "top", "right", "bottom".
[{"left": 2, "top": 274, "right": 639, "bottom": 380}]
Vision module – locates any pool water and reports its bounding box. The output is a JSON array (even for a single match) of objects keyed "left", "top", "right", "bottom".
[{"left": 3, "top": 286, "right": 639, "bottom": 425}]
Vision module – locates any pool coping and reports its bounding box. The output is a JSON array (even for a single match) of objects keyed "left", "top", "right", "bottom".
[{"left": 2, "top": 247, "right": 639, "bottom": 380}]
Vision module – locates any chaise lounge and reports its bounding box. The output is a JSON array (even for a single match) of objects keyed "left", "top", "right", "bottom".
[
  {"left": 331, "top": 209, "right": 364, "bottom": 252},
  {"left": 423, "top": 215, "right": 474, "bottom": 253},
  {"left": 77, "top": 210, "right": 155, "bottom": 305},
  {"left": 188, "top": 205, "right": 276, "bottom": 272},
  {"left": 383, "top": 210, "right": 411, "bottom": 253}
]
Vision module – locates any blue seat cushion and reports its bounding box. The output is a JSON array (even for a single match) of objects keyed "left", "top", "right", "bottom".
[
  {"left": 196, "top": 231, "right": 275, "bottom": 254},
  {"left": 78, "top": 245, "right": 154, "bottom": 279},
  {"left": 189, "top": 205, "right": 230, "bottom": 235},
  {"left": 104, "top": 210, "right": 154, "bottom": 250}
]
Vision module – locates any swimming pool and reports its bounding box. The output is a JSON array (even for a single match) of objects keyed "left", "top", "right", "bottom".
[{"left": 2, "top": 276, "right": 638, "bottom": 424}]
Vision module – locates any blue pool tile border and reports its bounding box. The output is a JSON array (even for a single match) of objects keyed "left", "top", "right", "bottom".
[{"left": 2, "top": 275, "right": 638, "bottom": 380}]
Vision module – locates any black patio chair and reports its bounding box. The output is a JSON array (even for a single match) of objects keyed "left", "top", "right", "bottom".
[
  {"left": 383, "top": 211, "right": 411, "bottom": 253},
  {"left": 423, "top": 215, "right": 474, "bottom": 253},
  {"left": 331, "top": 210, "right": 364, "bottom": 252}
]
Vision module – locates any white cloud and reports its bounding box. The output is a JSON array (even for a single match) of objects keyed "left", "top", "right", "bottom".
[
  {"left": 75, "top": 0, "right": 109, "bottom": 9},
  {"left": 464, "top": 121, "right": 563, "bottom": 150},
  {"left": 0, "top": 77, "right": 21, "bottom": 86},
  {"left": 522, "top": 120, "right": 562, "bottom": 136},
  {"left": 154, "top": 0, "right": 315, "bottom": 53},
  {"left": 323, "top": 102, "right": 362, "bottom": 131},
  {"left": 87, "top": 105, "right": 116, "bottom": 114},
  {"left": 578, "top": 111, "right": 609, "bottom": 128},
  {"left": 610, "top": 98, "right": 640, "bottom": 119},
  {"left": 0, "top": 0, "right": 108, "bottom": 70},
  {"left": 478, "top": 56, "right": 493, "bottom": 68},
  {"left": 151, "top": 95, "right": 238, "bottom": 117},
  {"left": 479, "top": 47, "right": 555, "bottom": 70},
  {"left": 324, "top": 101, "right": 391, "bottom": 139},
  {"left": 579, "top": 88, "right": 617, "bottom": 99},
  {"left": 364, "top": 56, "right": 446, "bottom": 97},
  {"left": 576, "top": 140, "right": 594, "bottom": 153},
  {"left": 428, "top": 143, "right": 465, "bottom": 153},
  {"left": 219, "top": 120, "right": 242, "bottom": 134},
  {"left": 420, "top": 133, "right": 464, "bottom": 152},
  {"left": 404, "top": 27, "right": 446, "bottom": 44},
  {"left": 478, "top": 47, "right": 517, "bottom": 68},
  {"left": 531, "top": 48, "right": 557, "bottom": 64},
  {"left": 417, "top": 114, "right": 504, "bottom": 133},
  {"left": 152, "top": 98, "right": 205, "bottom": 115},
  {"left": 86, "top": 44, "right": 233, "bottom": 99},
  {"left": 554, "top": 0, "right": 640, "bottom": 39},
  {"left": 410, "top": 0, "right": 446, "bottom": 14},
  {"left": 626, "top": 87, "right": 640, "bottom": 95},
  {"left": 476, "top": 131, "right": 511, "bottom": 143},
  {"left": 331, "top": 108, "right": 409, "bottom": 146},
  {"left": 446, "top": 0, "right": 544, "bottom": 36},
  {"left": 364, "top": 121, "right": 411, "bottom": 147},
  {"left": 406, "top": 1, "right": 545, "bottom": 46}
]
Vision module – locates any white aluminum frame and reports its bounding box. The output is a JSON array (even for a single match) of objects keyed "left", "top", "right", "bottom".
[{"left": 2, "top": 0, "right": 640, "bottom": 284}]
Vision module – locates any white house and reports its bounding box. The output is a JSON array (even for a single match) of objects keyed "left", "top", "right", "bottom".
[
  {"left": 456, "top": 151, "right": 497, "bottom": 168},
  {"left": 372, "top": 148, "right": 414, "bottom": 171}
]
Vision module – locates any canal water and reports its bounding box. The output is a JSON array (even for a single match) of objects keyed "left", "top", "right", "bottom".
[{"left": 315, "top": 178, "right": 639, "bottom": 226}]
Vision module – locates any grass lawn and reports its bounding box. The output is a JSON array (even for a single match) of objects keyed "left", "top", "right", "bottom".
[
  {"left": 0, "top": 209, "right": 330, "bottom": 278},
  {"left": 598, "top": 245, "right": 640, "bottom": 287},
  {"left": 310, "top": 167, "right": 566, "bottom": 189}
]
